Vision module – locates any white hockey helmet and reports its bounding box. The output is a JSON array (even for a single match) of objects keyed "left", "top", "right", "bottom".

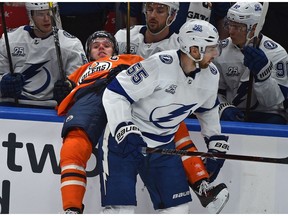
[
  {"left": 159, "top": 2, "right": 179, "bottom": 17},
  {"left": 144, "top": 2, "right": 179, "bottom": 29},
  {"left": 25, "top": 2, "right": 57, "bottom": 11},
  {"left": 227, "top": 2, "right": 263, "bottom": 31},
  {"left": 25, "top": 2, "right": 62, "bottom": 29},
  {"left": 178, "top": 19, "right": 219, "bottom": 62}
]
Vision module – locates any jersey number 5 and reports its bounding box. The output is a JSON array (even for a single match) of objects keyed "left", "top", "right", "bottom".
[{"left": 126, "top": 62, "right": 149, "bottom": 85}]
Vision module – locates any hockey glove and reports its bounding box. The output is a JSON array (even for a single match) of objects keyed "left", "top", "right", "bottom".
[
  {"left": 0, "top": 73, "right": 24, "bottom": 98},
  {"left": 204, "top": 135, "right": 229, "bottom": 182},
  {"left": 106, "top": 64, "right": 130, "bottom": 82},
  {"left": 113, "top": 122, "right": 147, "bottom": 160},
  {"left": 221, "top": 106, "right": 244, "bottom": 121},
  {"left": 53, "top": 79, "right": 76, "bottom": 105},
  {"left": 243, "top": 46, "right": 273, "bottom": 82}
]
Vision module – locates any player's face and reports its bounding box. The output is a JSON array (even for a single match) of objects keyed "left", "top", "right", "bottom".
[
  {"left": 90, "top": 38, "right": 114, "bottom": 60},
  {"left": 145, "top": 3, "right": 169, "bottom": 34},
  {"left": 225, "top": 20, "right": 248, "bottom": 47},
  {"left": 32, "top": 10, "right": 52, "bottom": 35}
]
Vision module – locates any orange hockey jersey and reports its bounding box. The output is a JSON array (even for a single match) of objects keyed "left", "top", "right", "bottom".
[{"left": 57, "top": 54, "right": 144, "bottom": 116}]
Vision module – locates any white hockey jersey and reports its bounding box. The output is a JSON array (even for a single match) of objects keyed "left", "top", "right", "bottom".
[
  {"left": 103, "top": 50, "right": 221, "bottom": 148},
  {"left": 214, "top": 36, "right": 288, "bottom": 118},
  {"left": 115, "top": 25, "right": 179, "bottom": 58},
  {"left": 0, "top": 26, "right": 88, "bottom": 107}
]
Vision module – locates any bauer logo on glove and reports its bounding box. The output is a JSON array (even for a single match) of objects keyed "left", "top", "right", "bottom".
[
  {"left": 115, "top": 123, "right": 141, "bottom": 143},
  {"left": 215, "top": 142, "right": 229, "bottom": 151}
]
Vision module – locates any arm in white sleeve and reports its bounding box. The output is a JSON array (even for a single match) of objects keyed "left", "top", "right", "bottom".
[{"left": 102, "top": 87, "right": 133, "bottom": 136}]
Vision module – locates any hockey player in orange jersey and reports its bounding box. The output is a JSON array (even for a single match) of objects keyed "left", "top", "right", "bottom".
[
  {"left": 54, "top": 31, "right": 143, "bottom": 213},
  {"left": 54, "top": 30, "right": 228, "bottom": 214}
]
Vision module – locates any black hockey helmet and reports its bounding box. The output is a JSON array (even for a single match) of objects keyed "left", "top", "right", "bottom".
[{"left": 85, "top": 30, "right": 119, "bottom": 61}]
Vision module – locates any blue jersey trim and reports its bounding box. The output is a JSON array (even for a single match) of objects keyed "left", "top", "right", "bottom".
[
  {"left": 142, "top": 131, "right": 174, "bottom": 143},
  {"left": 107, "top": 78, "right": 135, "bottom": 104}
]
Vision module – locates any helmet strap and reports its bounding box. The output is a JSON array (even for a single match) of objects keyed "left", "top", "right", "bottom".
[
  {"left": 146, "top": 10, "right": 175, "bottom": 36},
  {"left": 181, "top": 47, "right": 204, "bottom": 68}
]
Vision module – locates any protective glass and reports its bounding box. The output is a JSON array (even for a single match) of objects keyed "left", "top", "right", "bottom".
[{"left": 205, "top": 43, "right": 222, "bottom": 57}]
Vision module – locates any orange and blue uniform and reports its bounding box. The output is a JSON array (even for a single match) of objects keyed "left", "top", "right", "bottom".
[{"left": 58, "top": 54, "right": 143, "bottom": 212}]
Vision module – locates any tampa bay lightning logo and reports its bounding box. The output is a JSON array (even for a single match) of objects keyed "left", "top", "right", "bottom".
[
  {"left": 22, "top": 61, "right": 51, "bottom": 94},
  {"left": 193, "top": 24, "right": 203, "bottom": 32},
  {"left": 150, "top": 103, "right": 196, "bottom": 129},
  {"left": 159, "top": 54, "right": 173, "bottom": 64},
  {"left": 254, "top": 3, "right": 262, "bottom": 12},
  {"left": 209, "top": 65, "right": 217, "bottom": 75},
  {"left": 263, "top": 40, "right": 278, "bottom": 50},
  {"left": 220, "top": 39, "right": 229, "bottom": 48}
]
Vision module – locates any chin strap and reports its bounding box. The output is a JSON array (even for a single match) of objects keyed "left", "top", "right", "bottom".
[{"left": 180, "top": 48, "right": 204, "bottom": 67}]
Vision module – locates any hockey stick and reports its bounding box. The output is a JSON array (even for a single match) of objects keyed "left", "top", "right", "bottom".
[
  {"left": 0, "top": 3, "right": 18, "bottom": 104},
  {"left": 126, "top": 1, "right": 131, "bottom": 54},
  {"left": 142, "top": 147, "right": 288, "bottom": 164},
  {"left": 245, "top": 2, "right": 269, "bottom": 121},
  {"left": 0, "top": 3, "right": 13, "bottom": 73},
  {"left": 48, "top": 2, "right": 66, "bottom": 81}
]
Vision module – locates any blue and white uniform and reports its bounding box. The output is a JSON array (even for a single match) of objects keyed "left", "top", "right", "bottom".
[
  {"left": 100, "top": 49, "right": 221, "bottom": 210},
  {"left": 0, "top": 26, "right": 87, "bottom": 107},
  {"left": 214, "top": 36, "right": 288, "bottom": 122},
  {"left": 115, "top": 25, "right": 179, "bottom": 58}
]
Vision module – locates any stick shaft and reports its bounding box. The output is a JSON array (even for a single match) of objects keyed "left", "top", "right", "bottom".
[
  {"left": 1, "top": 3, "right": 18, "bottom": 104},
  {"left": 0, "top": 3, "right": 13, "bottom": 73},
  {"left": 48, "top": 2, "right": 65, "bottom": 81},
  {"left": 142, "top": 147, "right": 288, "bottom": 164},
  {"left": 126, "top": 1, "right": 130, "bottom": 54}
]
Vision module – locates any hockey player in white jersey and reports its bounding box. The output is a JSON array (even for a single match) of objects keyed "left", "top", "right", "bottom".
[
  {"left": 0, "top": 2, "right": 87, "bottom": 108},
  {"left": 115, "top": 2, "right": 180, "bottom": 58},
  {"left": 99, "top": 19, "right": 229, "bottom": 214},
  {"left": 115, "top": 2, "right": 229, "bottom": 213},
  {"left": 214, "top": 2, "right": 288, "bottom": 124}
]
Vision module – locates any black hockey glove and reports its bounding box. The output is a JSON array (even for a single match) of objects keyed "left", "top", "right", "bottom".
[
  {"left": 0, "top": 73, "right": 24, "bottom": 98},
  {"left": 53, "top": 79, "right": 76, "bottom": 105},
  {"left": 204, "top": 135, "right": 229, "bottom": 182},
  {"left": 111, "top": 122, "right": 147, "bottom": 160},
  {"left": 106, "top": 64, "right": 130, "bottom": 82},
  {"left": 243, "top": 46, "right": 273, "bottom": 82}
]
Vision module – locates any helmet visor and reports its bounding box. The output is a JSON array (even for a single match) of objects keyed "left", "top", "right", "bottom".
[
  {"left": 205, "top": 43, "right": 221, "bottom": 57},
  {"left": 224, "top": 20, "right": 247, "bottom": 33}
]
